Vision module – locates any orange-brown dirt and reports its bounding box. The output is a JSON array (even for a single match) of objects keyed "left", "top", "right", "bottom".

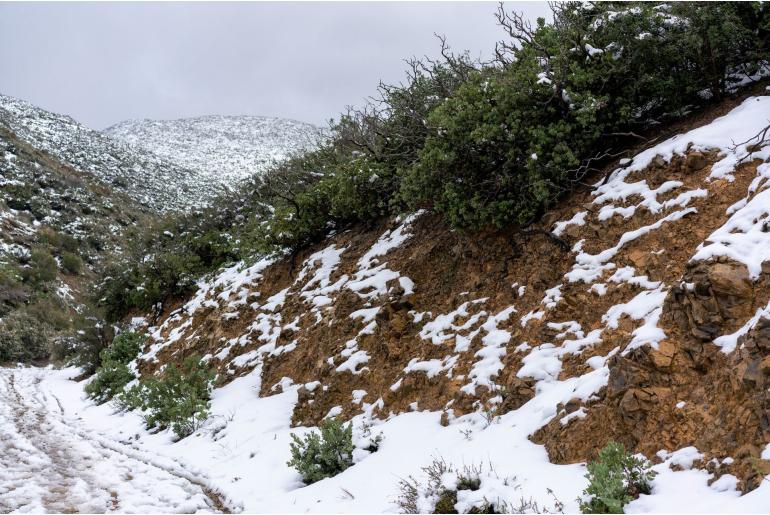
[{"left": 134, "top": 89, "right": 770, "bottom": 490}]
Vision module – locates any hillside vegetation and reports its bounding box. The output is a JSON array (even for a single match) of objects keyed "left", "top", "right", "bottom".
[
  {"left": 72, "top": 3, "right": 770, "bottom": 512},
  {"left": 97, "top": 1, "right": 770, "bottom": 324}
]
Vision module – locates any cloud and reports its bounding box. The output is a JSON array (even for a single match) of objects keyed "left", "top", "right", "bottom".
[{"left": 0, "top": 1, "right": 550, "bottom": 129}]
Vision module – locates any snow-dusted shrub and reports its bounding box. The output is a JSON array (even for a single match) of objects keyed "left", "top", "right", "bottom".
[
  {"left": 121, "top": 355, "right": 215, "bottom": 439},
  {"left": 579, "top": 442, "right": 655, "bottom": 514},
  {"left": 84, "top": 331, "right": 143, "bottom": 404},
  {"left": 288, "top": 417, "right": 354, "bottom": 484},
  {"left": 396, "top": 458, "right": 494, "bottom": 514},
  {"left": 397, "top": 458, "right": 566, "bottom": 514},
  {"left": 0, "top": 310, "right": 49, "bottom": 363}
]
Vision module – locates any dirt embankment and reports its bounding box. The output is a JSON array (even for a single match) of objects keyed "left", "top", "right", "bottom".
[{"left": 137, "top": 91, "right": 770, "bottom": 490}]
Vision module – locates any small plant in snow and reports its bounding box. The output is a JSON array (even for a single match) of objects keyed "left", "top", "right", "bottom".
[
  {"left": 358, "top": 419, "right": 384, "bottom": 453},
  {"left": 579, "top": 442, "right": 656, "bottom": 514},
  {"left": 396, "top": 457, "right": 494, "bottom": 514},
  {"left": 85, "top": 331, "right": 143, "bottom": 404},
  {"left": 118, "top": 354, "right": 215, "bottom": 439},
  {"left": 287, "top": 417, "right": 354, "bottom": 484}
]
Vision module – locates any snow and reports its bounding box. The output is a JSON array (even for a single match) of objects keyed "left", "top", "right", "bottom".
[
  {"left": 10, "top": 361, "right": 617, "bottom": 514},
  {"left": 105, "top": 115, "right": 324, "bottom": 189},
  {"left": 552, "top": 211, "right": 587, "bottom": 236},
  {"left": 692, "top": 164, "right": 770, "bottom": 279},
  {"left": 0, "top": 368, "right": 223, "bottom": 513}
]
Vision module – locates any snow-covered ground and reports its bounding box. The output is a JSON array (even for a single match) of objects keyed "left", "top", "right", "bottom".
[
  {"left": 0, "top": 367, "right": 226, "bottom": 513},
  {"left": 4, "top": 364, "right": 770, "bottom": 514},
  {"left": 104, "top": 115, "right": 324, "bottom": 188}
]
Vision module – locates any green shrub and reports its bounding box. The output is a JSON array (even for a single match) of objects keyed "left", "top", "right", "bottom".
[
  {"left": 0, "top": 265, "right": 29, "bottom": 314},
  {"left": 60, "top": 251, "right": 82, "bottom": 275},
  {"left": 85, "top": 331, "right": 144, "bottom": 404},
  {"left": 288, "top": 417, "right": 354, "bottom": 484},
  {"left": 579, "top": 442, "right": 656, "bottom": 514},
  {"left": 21, "top": 248, "right": 57, "bottom": 285},
  {"left": 0, "top": 310, "right": 50, "bottom": 363},
  {"left": 119, "top": 355, "right": 215, "bottom": 439},
  {"left": 85, "top": 360, "right": 135, "bottom": 404}
]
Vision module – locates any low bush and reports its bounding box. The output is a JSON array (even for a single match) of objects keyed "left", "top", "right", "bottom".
[
  {"left": 0, "top": 310, "right": 50, "bottom": 363},
  {"left": 288, "top": 417, "right": 354, "bottom": 484},
  {"left": 60, "top": 251, "right": 82, "bottom": 275},
  {"left": 0, "top": 266, "right": 29, "bottom": 315},
  {"left": 21, "top": 248, "right": 57, "bottom": 286},
  {"left": 119, "top": 355, "right": 215, "bottom": 439},
  {"left": 84, "top": 331, "right": 144, "bottom": 404},
  {"left": 579, "top": 442, "right": 656, "bottom": 514}
]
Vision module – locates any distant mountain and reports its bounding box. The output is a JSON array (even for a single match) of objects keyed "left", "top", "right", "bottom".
[
  {"left": 0, "top": 94, "right": 206, "bottom": 212},
  {"left": 104, "top": 115, "right": 324, "bottom": 187}
]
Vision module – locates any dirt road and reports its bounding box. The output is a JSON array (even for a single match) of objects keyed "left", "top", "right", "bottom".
[{"left": 0, "top": 367, "right": 226, "bottom": 513}]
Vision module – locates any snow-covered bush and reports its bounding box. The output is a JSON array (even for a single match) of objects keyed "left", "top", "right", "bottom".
[
  {"left": 288, "top": 417, "right": 354, "bottom": 484},
  {"left": 120, "top": 355, "right": 215, "bottom": 439},
  {"left": 579, "top": 442, "right": 655, "bottom": 514},
  {"left": 84, "top": 331, "right": 143, "bottom": 404},
  {"left": 396, "top": 458, "right": 566, "bottom": 514},
  {"left": 396, "top": 458, "right": 491, "bottom": 514}
]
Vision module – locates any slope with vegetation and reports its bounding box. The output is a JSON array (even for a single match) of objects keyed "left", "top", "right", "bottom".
[
  {"left": 105, "top": 115, "right": 324, "bottom": 189},
  {"left": 77, "top": 2, "right": 770, "bottom": 513},
  {"left": 0, "top": 117, "right": 155, "bottom": 366}
]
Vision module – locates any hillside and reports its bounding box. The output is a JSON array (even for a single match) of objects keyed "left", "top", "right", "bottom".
[
  {"left": 0, "top": 94, "right": 219, "bottom": 211},
  {"left": 0, "top": 112, "right": 154, "bottom": 364},
  {"left": 58, "top": 93, "right": 770, "bottom": 512},
  {"left": 104, "top": 115, "right": 324, "bottom": 188},
  {"left": 4, "top": 3, "right": 770, "bottom": 513}
]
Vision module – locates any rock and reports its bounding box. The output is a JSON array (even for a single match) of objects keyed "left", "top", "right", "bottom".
[
  {"left": 563, "top": 398, "right": 582, "bottom": 414},
  {"left": 685, "top": 152, "right": 708, "bottom": 172},
  {"left": 628, "top": 248, "right": 650, "bottom": 271},
  {"left": 708, "top": 263, "right": 752, "bottom": 298},
  {"left": 650, "top": 340, "right": 676, "bottom": 369}
]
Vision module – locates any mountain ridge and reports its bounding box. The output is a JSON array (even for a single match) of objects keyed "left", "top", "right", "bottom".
[{"left": 104, "top": 114, "right": 324, "bottom": 189}]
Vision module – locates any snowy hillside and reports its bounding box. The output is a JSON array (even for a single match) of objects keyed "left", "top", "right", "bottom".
[
  {"left": 40, "top": 94, "right": 770, "bottom": 512},
  {"left": 0, "top": 94, "right": 213, "bottom": 212},
  {"left": 104, "top": 115, "right": 324, "bottom": 187}
]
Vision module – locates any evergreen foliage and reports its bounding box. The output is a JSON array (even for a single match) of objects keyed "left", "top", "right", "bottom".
[
  {"left": 579, "top": 442, "right": 656, "bottom": 514},
  {"left": 119, "top": 355, "right": 215, "bottom": 439},
  {"left": 287, "top": 417, "right": 355, "bottom": 484},
  {"left": 60, "top": 251, "right": 82, "bottom": 275},
  {"left": 84, "top": 331, "right": 144, "bottom": 404},
  {"left": 0, "top": 310, "right": 50, "bottom": 363},
  {"left": 97, "top": 2, "right": 770, "bottom": 322}
]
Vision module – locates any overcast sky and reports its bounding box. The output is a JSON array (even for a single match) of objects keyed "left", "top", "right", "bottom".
[{"left": 0, "top": 2, "right": 550, "bottom": 130}]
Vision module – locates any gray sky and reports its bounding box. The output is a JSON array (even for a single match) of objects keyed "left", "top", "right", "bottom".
[{"left": 0, "top": 2, "right": 550, "bottom": 130}]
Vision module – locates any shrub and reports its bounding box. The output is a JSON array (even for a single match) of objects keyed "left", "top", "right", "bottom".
[
  {"left": 60, "top": 251, "right": 82, "bottom": 275},
  {"left": 0, "top": 265, "right": 29, "bottom": 315},
  {"left": 288, "top": 417, "right": 354, "bottom": 484},
  {"left": 0, "top": 310, "right": 50, "bottom": 363},
  {"left": 579, "top": 442, "right": 656, "bottom": 514},
  {"left": 120, "top": 355, "right": 215, "bottom": 439},
  {"left": 21, "top": 248, "right": 57, "bottom": 285},
  {"left": 85, "top": 331, "right": 144, "bottom": 404}
]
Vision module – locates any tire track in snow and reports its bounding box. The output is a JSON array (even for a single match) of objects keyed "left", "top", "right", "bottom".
[{"left": 0, "top": 367, "right": 231, "bottom": 513}]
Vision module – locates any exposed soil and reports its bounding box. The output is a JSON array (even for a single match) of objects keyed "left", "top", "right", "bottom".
[{"left": 135, "top": 86, "right": 770, "bottom": 489}]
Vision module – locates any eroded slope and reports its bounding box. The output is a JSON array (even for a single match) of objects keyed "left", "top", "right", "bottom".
[{"left": 131, "top": 94, "right": 770, "bottom": 494}]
